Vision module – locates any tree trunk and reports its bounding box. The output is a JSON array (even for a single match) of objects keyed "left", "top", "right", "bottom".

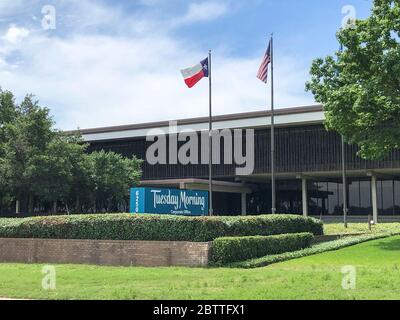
[
  {"left": 28, "top": 194, "right": 34, "bottom": 214},
  {"left": 53, "top": 201, "right": 57, "bottom": 214},
  {"left": 75, "top": 194, "right": 80, "bottom": 213},
  {"left": 15, "top": 200, "right": 20, "bottom": 214}
]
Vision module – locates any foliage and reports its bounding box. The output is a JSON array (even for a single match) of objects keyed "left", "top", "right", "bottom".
[
  {"left": 0, "top": 214, "right": 323, "bottom": 242},
  {"left": 229, "top": 231, "right": 400, "bottom": 268},
  {"left": 306, "top": 0, "right": 400, "bottom": 159},
  {"left": 222, "top": 214, "right": 323, "bottom": 237},
  {"left": 324, "top": 222, "right": 400, "bottom": 235},
  {"left": 0, "top": 90, "right": 142, "bottom": 214},
  {"left": 84, "top": 151, "right": 143, "bottom": 212},
  {"left": 26, "top": 134, "right": 87, "bottom": 205},
  {"left": 210, "top": 233, "right": 313, "bottom": 265}
]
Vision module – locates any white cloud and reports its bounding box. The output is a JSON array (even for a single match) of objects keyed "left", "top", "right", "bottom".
[
  {"left": 0, "top": 57, "right": 7, "bottom": 68},
  {"left": 179, "top": 1, "right": 230, "bottom": 24},
  {"left": 0, "top": 0, "right": 314, "bottom": 131},
  {"left": 0, "top": 0, "right": 23, "bottom": 11},
  {"left": 2, "top": 25, "right": 30, "bottom": 44}
]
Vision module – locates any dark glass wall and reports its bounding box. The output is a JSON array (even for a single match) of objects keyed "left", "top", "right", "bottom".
[
  {"left": 308, "top": 181, "right": 342, "bottom": 216},
  {"left": 377, "top": 179, "right": 400, "bottom": 216},
  {"left": 87, "top": 124, "right": 400, "bottom": 217},
  {"left": 246, "top": 178, "right": 400, "bottom": 216},
  {"left": 246, "top": 180, "right": 302, "bottom": 215},
  {"left": 395, "top": 180, "right": 400, "bottom": 215},
  {"left": 308, "top": 179, "right": 372, "bottom": 217},
  {"left": 276, "top": 180, "right": 302, "bottom": 214},
  {"left": 89, "top": 125, "right": 400, "bottom": 181},
  {"left": 359, "top": 180, "right": 372, "bottom": 214},
  {"left": 247, "top": 185, "right": 271, "bottom": 215},
  {"left": 213, "top": 192, "right": 241, "bottom": 216},
  {"left": 243, "top": 178, "right": 400, "bottom": 216}
]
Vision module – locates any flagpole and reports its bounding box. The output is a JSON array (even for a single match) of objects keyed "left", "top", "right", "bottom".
[
  {"left": 270, "top": 34, "right": 276, "bottom": 214},
  {"left": 339, "top": 43, "right": 347, "bottom": 228},
  {"left": 208, "top": 49, "right": 214, "bottom": 216},
  {"left": 342, "top": 135, "right": 348, "bottom": 228}
]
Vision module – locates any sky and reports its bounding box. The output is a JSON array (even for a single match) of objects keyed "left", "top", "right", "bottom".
[{"left": 0, "top": 0, "right": 373, "bottom": 130}]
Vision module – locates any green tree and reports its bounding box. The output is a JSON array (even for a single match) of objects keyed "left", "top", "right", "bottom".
[
  {"left": 0, "top": 89, "right": 17, "bottom": 148},
  {"left": 68, "top": 135, "right": 92, "bottom": 213},
  {"left": 26, "top": 133, "right": 88, "bottom": 213},
  {"left": 0, "top": 90, "right": 143, "bottom": 215},
  {"left": 1, "top": 95, "right": 55, "bottom": 213},
  {"left": 306, "top": 0, "right": 400, "bottom": 160},
  {"left": 85, "top": 150, "right": 143, "bottom": 212},
  {"left": 0, "top": 90, "right": 19, "bottom": 212}
]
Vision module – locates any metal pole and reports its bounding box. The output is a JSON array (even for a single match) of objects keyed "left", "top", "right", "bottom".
[
  {"left": 270, "top": 34, "right": 276, "bottom": 214},
  {"left": 342, "top": 135, "right": 348, "bottom": 228},
  {"left": 208, "top": 50, "right": 213, "bottom": 216},
  {"left": 338, "top": 43, "right": 347, "bottom": 227}
]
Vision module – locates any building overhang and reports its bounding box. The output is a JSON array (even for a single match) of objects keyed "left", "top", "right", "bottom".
[
  {"left": 68, "top": 104, "right": 324, "bottom": 142},
  {"left": 238, "top": 168, "right": 400, "bottom": 181},
  {"left": 139, "top": 178, "right": 253, "bottom": 194}
]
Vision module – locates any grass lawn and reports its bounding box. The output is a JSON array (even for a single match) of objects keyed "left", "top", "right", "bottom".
[
  {"left": 0, "top": 235, "right": 400, "bottom": 300},
  {"left": 324, "top": 222, "right": 400, "bottom": 235}
]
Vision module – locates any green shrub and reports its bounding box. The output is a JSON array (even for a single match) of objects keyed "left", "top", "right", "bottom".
[
  {"left": 0, "top": 214, "right": 322, "bottom": 242},
  {"left": 224, "top": 215, "right": 323, "bottom": 237},
  {"left": 210, "top": 232, "right": 314, "bottom": 265}
]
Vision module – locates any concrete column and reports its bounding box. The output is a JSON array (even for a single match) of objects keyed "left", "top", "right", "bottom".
[
  {"left": 371, "top": 175, "right": 378, "bottom": 223},
  {"left": 15, "top": 200, "right": 20, "bottom": 214},
  {"left": 241, "top": 193, "right": 247, "bottom": 216},
  {"left": 302, "top": 178, "right": 308, "bottom": 217}
]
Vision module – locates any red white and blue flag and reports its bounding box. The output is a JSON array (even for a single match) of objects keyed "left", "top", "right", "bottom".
[
  {"left": 257, "top": 41, "right": 271, "bottom": 84},
  {"left": 181, "top": 58, "right": 209, "bottom": 88}
]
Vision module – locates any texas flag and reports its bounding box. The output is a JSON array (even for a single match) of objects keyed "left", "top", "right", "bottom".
[{"left": 180, "top": 58, "right": 209, "bottom": 88}]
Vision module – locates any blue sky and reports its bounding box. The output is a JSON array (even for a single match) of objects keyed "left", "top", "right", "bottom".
[{"left": 0, "top": 0, "right": 373, "bottom": 130}]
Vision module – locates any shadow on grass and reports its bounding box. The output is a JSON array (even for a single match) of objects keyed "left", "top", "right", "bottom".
[{"left": 372, "top": 238, "right": 400, "bottom": 251}]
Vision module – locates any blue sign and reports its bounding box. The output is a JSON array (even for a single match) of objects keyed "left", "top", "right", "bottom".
[{"left": 130, "top": 187, "right": 209, "bottom": 216}]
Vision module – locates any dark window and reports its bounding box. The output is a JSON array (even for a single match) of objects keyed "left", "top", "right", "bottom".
[
  {"left": 395, "top": 180, "right": 400, "bottom": 216},
  {"left": 348, "top": 180, "right": 360, "bottom": 215},
  {"left": 346, "top": 179, "right": 373, "bottom": 216},
  {"left": 379, "top": 180, "right": 395, "bottom": 215},
  {"left": 308, "top": 181, "right": 329, "bottom": 217},
  {"left": 276, "top": 180, "right": 302, "bottom": 214},
  {"left": 327, "top": 182, "right": 339, "bottom": 215},
  {"left": 359, "top": 180, "right": 372, "bottom": 215},
  {"left": 309, "top": 179, "right": 372, "bottom": 216}
]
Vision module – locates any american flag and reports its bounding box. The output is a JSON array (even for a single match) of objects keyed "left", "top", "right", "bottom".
[{"left": 257, "top": 40, "right": 271, "bottom": 83}]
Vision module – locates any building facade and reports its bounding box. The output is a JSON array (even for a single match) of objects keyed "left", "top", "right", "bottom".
[{"left": 78, "top": 105, "right": 400, "bottom": 221}]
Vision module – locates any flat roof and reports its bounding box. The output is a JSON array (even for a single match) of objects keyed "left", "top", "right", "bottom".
[{"left": 72, "top": 104, "right": 324, "bottom": 142}]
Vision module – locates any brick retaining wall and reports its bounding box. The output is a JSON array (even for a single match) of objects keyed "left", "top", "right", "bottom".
[{"left": 0, "top": 238, "right": 212, "bottom": 267}]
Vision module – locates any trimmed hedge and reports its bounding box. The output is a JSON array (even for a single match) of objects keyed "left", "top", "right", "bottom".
[
  {"left": 0, "top": 214, "right": 323, "bottom": 242},
  {"left": 210, "top": 232, "right": 314, "bottom": 265},
  {"left": 229, "top": 232, "right": 400, "bottom": 268},
  {"left": 223, "top": 215, "right": 322, "bottom": 237}
]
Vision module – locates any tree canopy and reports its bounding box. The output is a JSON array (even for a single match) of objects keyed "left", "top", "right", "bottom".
[
  {"left": 0, "top": 89, "right": 143, "bottom": 215},
  {"left": 306, "top": 0, "right": 400, "bottom": 160}
]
